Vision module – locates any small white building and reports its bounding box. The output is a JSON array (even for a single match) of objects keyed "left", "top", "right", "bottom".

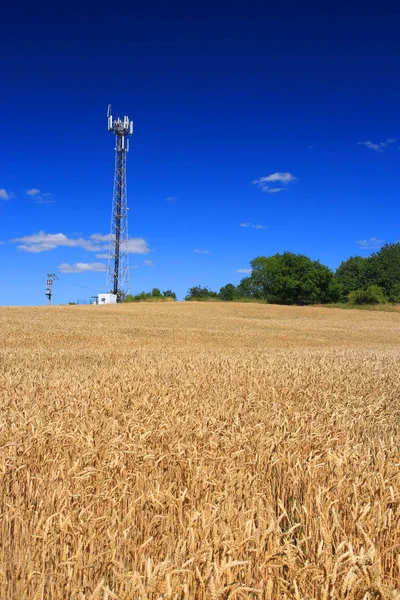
[{"left": 97, "top": 293, "right": 117, "bottom": 305}]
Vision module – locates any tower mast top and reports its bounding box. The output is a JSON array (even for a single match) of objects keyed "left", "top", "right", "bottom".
[{"left": 107, "top": 104, "right": 133, "bottom": 151}]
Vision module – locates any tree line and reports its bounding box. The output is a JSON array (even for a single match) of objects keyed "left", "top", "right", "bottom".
[
  {"left": 121, "top": 243, "right": 399, "bottom": 305},
  {"left": 125, "top": 289, "right": 177, "bottom": 302},
  {"left": 185, "top": 243, "right": 400, "bottom": 305}
]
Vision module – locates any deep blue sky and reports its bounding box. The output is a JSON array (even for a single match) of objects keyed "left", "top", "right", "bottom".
[{"left": 1, "top": 1, "right": 399, "bottom": 304}]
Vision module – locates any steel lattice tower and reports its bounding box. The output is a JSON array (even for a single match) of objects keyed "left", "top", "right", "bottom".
[{"left": 106, "top": 105, "right": 134, "bottom": 300}]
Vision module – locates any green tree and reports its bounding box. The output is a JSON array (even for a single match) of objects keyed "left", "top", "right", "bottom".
[
  {"left": 162, "top": 290, "right": 177, "bottom": 300},
  {"left": 237, "top": 276, "right": 251, "bottom": 298},
  {"left": 327, "top": 279, "right": 344, "bottom": 303},
  {"left": 335, "top": 256, "right": 369, "bottom": 299},
  {"left": 236, "top": 276, "right": 263, "bottom": 299},
  {"left": 250, "top": 252, "right": 334, "bottom": 305},
  {"left": 388, "top": 283, "right": 400, "bottom": 304},
  {"left": 151, "top": 288, "right": 162, "bottom": 297},
  {"left": 367, "top": 243, "right": 400, "bottom": 301},
  {"left": 135, "top": 291, "right": 150, "bottom": 301},
  {"left": 219, "top": 283, "right": 239, "bottom": 301},
  {"left": 185, "top": 286, "right": 218, "bottom": 300}
]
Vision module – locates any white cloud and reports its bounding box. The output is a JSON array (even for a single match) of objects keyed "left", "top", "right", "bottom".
[
  {"left": 165, "top": 196, "right": 177, "bottom": 202},
  {"left": 0, "top": 189, "right": 12, "bottom": 200},
  {"left": 236, "top": 268, "right": 252, "bottom": 273},
  {"left": 240, "top": 223, "right": 267, "bottom": 229},
  {"left": 0, "top": 241, "right": 4, "bottom": 245},
  {"left": 96, "top": 253, "right": 109, "bottom": 259},
  {"left": 356, "top": 237, "right": 385, "bottom": 250},
  {"left": 123, "top": 238, "right": 150, "bottom": 254},
  {"left": 11, "top": 231, "right": 150, "bottom": 254},
  {"left": 90, "top": 233, "right": 113, "bottom": 242},
  {"left": 144, "top": 259, "right": 154, "bottom": 266},
  {"left": 253, "top": 172, "right": 297, "bottom": 192},
  {"left": 357, "top": 138, "right": 397, "bottom": 152},
  {"left": 91, "top": 233, "right": 150, "bottom": 254},
  {"left": 58, "top": 262, "right": 107, "bottom": 273},
  {"left": 254, "top": 172, "right": 297, "bottom": 184},
  {"left": 194, "top": 249, "right": 210, "bottom": 254},
  {"left": 132, "top": 265, "right": 140, "bottom": 269},
  {"left": 26, "top": 188, "right": 55, "bottom": 205},
  {"left": 36, "top": 195, "right": 55, "bottom": 205},
  {"left": 11, "top": 231, "right": 100, "bottom": 253},
  {"left": 270, "top": 173, "right": 296, "bottom": 183}
]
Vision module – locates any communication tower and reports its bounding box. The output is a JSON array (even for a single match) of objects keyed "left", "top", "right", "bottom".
[
  {"left": 106, "top": 104, "right": 134, "bottom": 301},
  {"left": 45, "top": 273, "right": 58, "bottom": 305}
]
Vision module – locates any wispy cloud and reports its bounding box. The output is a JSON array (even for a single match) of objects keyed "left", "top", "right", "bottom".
[
  {"left": 0, "top": 188, "right": 13, "bottom": 200},
  {"left": 0, "top": 241, "right": 5, "bottom": 245},
  {"left": 90, "top": 233, "right": 113, "bottom": 242},
  {"left": 165, "top": 196, "right": 177, "bottom": 202},
  {"left": 240, "top": 223, "right": 267, "bottom": 229},
  {"left": 253, "top": 172, "right": 297, "bottom": 193},
  {"left": 144, "top": 259, "right": 154, "bottom": 266},
  {"left": 194, "top": 249, "right": 210, "bottom": 254},
  {"left": 356, "top": 237, "right": 385, "bottom": 250},
  {"left": 236, "top": 268, "right": 251, "bottom": 273},
  {"left": 268, "top": 188, "right": 286, "bottom": 193},
  {"left": 26, "top": 188, "right": 41, "bottom": 196},
  {"left": 11, "top": 231, "right": 150, "bottom": 254},
  {"left": 36, "top": 195, "right": 54, "bottom": 205},
  {"left": 357, "top": 138, "right": 397, "bottom": 152},
  {"left": 58, "top": 262, "right": 107, "bottom": 273},
  {"left": 124, "top": 238, "right": 150, "bottom": 254},
  {"left": 257, "top": 173, "right": 297, "bottom": 183},
  {"left": 96, "top": 253, "right": 109, "bottom": 259},
  {"left": 26, "top": 188, "right": 55, "bottom": 204}
]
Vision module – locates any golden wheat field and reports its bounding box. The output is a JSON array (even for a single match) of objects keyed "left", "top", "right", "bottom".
[{"left": 0, "top": 302, "right": 399, "bottom": 600}]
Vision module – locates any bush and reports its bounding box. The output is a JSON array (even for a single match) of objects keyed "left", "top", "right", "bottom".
[
  {"left": 162, "top": 290, "right": 177, "bottom": 300},
  {"left": 219, "top": 283, "right": 239, "bottom": 301},
  {"left": 348, "top": 285, "right": 387, "bottom": 305},
  {"left": 185, "top": 286, "right": 219, "bottom": 300},
  {"left": 388, "top": 283, "right": 400, "bottom": 304}
]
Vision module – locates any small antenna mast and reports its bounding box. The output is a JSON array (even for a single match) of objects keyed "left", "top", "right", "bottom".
[{"left": 45, "top": 273, "right": 58, "bottom": 305}]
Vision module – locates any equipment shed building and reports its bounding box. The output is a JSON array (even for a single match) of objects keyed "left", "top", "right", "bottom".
[{"left": 97, "top": 293, "right": 117, "bottom": 304}]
